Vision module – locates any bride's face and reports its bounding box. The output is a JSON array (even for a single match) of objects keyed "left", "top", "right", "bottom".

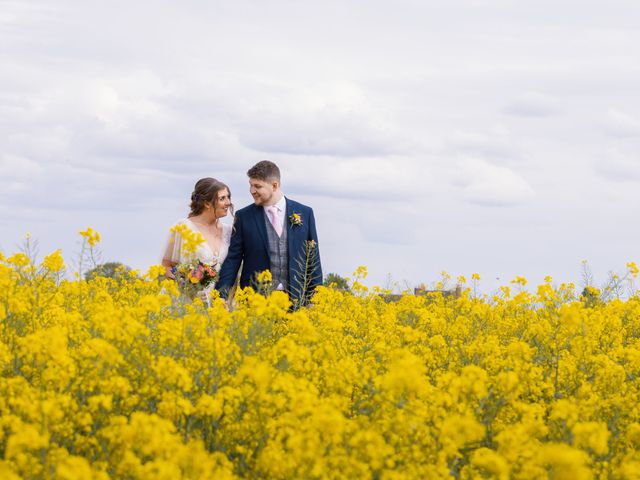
[{"left": 214, "top": 188, "right": 232, "bottom": 218}]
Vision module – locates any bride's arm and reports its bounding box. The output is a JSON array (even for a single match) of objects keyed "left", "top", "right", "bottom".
[
  {"left": 216, "top": 213, "right": 244, "bottom": 298},
  {"left": 161, "top": 223, "right": 182, "bottom": 279},
  {"left": 161, "top": 258, "right": 176, "bottom": 279}
]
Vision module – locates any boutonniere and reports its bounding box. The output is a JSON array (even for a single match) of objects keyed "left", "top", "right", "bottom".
[{"left": 289, "top": 212, "right": 303, "bottom": 227}]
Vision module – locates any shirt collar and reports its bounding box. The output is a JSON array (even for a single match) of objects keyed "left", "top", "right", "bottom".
[{"left": 266, "top": 195, "right": 286, "bottom": 212}]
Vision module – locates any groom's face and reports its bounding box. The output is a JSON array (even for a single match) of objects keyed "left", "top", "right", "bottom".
[{"left": 249, "top": 177, "right": 278, "bottom": 206}]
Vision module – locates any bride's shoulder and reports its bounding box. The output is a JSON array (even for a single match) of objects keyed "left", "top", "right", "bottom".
[
  {"left": 171, "top": 218, "right": 190, "bottom": 227},
  {"left": 167, "top": 218, "right": 191, "bottom": 234}
]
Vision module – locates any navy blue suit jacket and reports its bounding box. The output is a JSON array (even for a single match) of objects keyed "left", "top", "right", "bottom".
[{"left": 216, "top": 198, "right": 322, "bottom": 300}]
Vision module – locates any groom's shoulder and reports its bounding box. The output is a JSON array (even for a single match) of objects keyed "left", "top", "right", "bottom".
[
  {"left": 286, "top": 198, "right": 313, "bottom": 212},
  {"left": 236, "top": 203, "right": 260, "bottom": 216}
]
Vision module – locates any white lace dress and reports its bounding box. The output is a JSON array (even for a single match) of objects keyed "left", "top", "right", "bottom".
[{"left": 164, "top": 218, "right": 232, "bottom": 299}]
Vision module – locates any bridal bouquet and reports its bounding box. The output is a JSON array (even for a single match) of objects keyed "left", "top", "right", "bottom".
[{"left": 171, "top": 259, "right": 219, "bottom": 300}]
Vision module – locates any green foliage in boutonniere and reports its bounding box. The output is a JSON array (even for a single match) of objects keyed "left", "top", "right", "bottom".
[{"left": 289, "top": 212, "right": 303, "bottom": 227}]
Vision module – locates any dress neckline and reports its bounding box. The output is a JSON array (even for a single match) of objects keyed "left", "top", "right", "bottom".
[{"left": 185, "top": 218, "right": 223, "bottom": 256}]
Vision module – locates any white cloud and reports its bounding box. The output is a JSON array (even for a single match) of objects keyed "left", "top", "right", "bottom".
[
  {"left": 595, "top": 147, "right": 640, "bottom": 182},
  {"left": 502, "top": 92, "right": 560, "bottom": 118},
  {"left": 603, "top": 109, "right": 640, "bottom": 138},
  {"left": 454, "top": 158, "right": 535, "bottom": 206},
  {"left": 0, "top": 154, "right": 43, "bottom": 181},
  {"left": 444, "top": 127, "right": 519, "bottom": 165},
  {"left": 282, "top": 155, "right": 433, "bottom": 201},
  {"left": 236, "top": 83, "right": 405, "bottom": 157}
]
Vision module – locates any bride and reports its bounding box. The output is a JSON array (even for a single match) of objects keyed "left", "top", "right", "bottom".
[{"left": 162, "top": 177, "right": 233, "bottom": 301}]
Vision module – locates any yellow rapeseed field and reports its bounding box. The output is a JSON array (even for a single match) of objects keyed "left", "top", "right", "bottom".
[{"left": 2, "top": 235, "right": 640, "bottom": 479}]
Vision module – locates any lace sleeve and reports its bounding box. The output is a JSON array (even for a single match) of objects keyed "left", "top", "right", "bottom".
[{"left": 162, "top": 220, "right": 185, "bottom": 264}]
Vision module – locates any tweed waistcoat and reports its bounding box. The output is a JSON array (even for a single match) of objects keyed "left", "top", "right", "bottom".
[{"left": 264, "top": 211, "right": 289, "bottom": 291}]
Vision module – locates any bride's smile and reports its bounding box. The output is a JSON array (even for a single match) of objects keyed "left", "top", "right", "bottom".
[{"left": 162, "top": 177, "right": 234, "bottom": 288}]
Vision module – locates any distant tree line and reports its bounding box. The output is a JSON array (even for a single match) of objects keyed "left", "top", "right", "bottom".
[
  {"left": 84, "top": 263, "right": 352, "bottom": 295},
  {"left": 84, "top": 262, "right": 131, "bottom": 281}
]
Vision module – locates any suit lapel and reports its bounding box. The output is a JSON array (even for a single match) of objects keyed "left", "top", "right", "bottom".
[
  {"left": 285, "top": 197, "right": 295, "bottom": 255},
  {"left": 251, "top": 204, "right": 270, "bottom": 255}
]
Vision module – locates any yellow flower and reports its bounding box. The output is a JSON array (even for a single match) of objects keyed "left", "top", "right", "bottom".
[
  {"left": 354, "top": 265, "right": 368, "bottom": 278},
  {"left": 616, "top": 460, "right": 640, "bottom": 480},
  {"left": 511, "top": 275, "right": 527, "bottom": 286},
  {"left": 4, "top": 423, "right": 49, "bottom": 458},
  {"left": 0, "top": 461, "right": 21, "bottom": 480},
  {"left": 54, "top": 455, "right": 94, "bottom": 480},
  {"left": 79, "top": 227, "right": 101, "bottom": 246},
  {"left": 144, "top": 264, "right": 166, "bottom": 280},
  {"left": 43, "top": 249, "right": 65, "bottom": 272},
  {"left": 7, "top": 252, "right": 30, "bottom": 267},
  {"left": 470, "top": 448, "right": 509, "bottom": 479},
  {"left": 626, "top": 423, "right": 640, "bottom": 447},
  {"left": 289, "top": 212, "right": 303, "bottom": 226},
  {"left": 539, "top": 444, "right": 591, "bottom": 480},
  {"left": 169, "top": 223, "right": 204, "bottom": 256},
  {"left": 572, "top": 421, "right": 610, "bottom": 456},
  {"left": 256, "top": 269, "right": 272, "bottom": 284},
  {"left": 439, "top": 414, "right": 485, "bottom": 451},
  {"left": 195, "top": 394, "right": 223, "bottom": 419}
]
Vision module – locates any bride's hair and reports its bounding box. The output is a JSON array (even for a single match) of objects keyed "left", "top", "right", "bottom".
[{"left": 188, "top": 177, "right": 234, "bottom": 218}]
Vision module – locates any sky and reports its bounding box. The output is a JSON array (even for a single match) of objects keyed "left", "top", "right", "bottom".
[{"left": 1, "top": 0, "right": 639, "bottom": 293}]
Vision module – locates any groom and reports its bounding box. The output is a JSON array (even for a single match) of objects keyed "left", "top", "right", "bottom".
[{"left": 216, "top": 160, "right": 322, "bottom": 303}]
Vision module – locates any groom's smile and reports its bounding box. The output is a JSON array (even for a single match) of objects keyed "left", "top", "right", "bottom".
[{"left": 249, "top": 178, "right": 279, "bottom": 206}]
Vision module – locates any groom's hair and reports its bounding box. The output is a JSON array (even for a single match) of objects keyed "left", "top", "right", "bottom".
[{"left": 247, "top": 160, "right": 280, "bottom": 182}]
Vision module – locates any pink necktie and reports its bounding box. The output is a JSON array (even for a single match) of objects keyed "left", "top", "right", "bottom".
[{"left": 267, "top": 206, "right": 282, "bottom": 236}]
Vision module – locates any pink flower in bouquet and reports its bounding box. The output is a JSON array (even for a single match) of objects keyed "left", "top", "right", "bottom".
[{"left": 189, "top": 266, "right": 204, "bottom": 283}]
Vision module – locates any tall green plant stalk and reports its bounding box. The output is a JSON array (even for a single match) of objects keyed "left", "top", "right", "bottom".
[{"left": 290, "top": 240, "right": 320, "bottom": 310}]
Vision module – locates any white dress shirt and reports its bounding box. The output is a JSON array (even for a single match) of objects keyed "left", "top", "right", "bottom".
[{"left": 264, "top": 195, "right": 286, "bottom": 233}]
